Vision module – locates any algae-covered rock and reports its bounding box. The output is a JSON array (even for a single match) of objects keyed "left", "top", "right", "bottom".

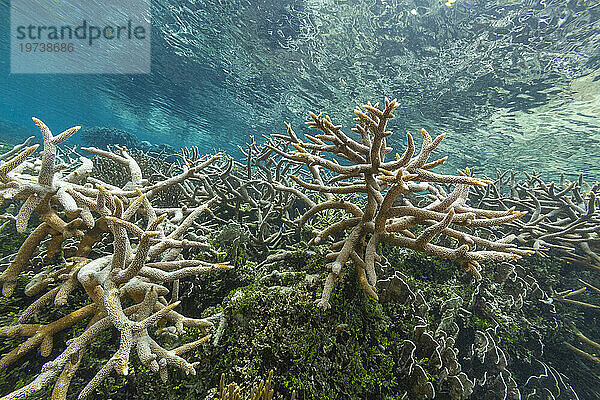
[{"left": 0, "top": 245, "right": 596, "bottom": 399}]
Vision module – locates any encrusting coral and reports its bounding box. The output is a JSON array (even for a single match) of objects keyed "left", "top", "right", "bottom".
[
  {"left": 269, "top": 98, "right": 533, "bottom": 309},
  {"left": 0, "top": 119, "right": 230, "bottom": 400}
]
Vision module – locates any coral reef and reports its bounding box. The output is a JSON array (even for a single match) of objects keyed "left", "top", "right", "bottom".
[
  {"left": 269, "top": 98, "right": 532, "bottom": 308},
  {"left": 188, "top": 244, "right": 586, "bottom": 400},
  {"left": 0, "top": 120, "right": 230, "bottom": 399},
  {"left": 0, "top": 100, "right": 597, "bottom": 400},
  {"left": 470, "top": 170, "right": 600, "bottom": 270}
]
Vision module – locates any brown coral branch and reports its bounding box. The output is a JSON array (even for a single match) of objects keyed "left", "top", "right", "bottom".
[{"left": 273, "top": 98, "right": 532, "bottom": 308}]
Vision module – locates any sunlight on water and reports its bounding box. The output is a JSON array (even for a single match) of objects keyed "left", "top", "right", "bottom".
[
  {"left": 0, "top": 0, "right": 599, "bottom": 173},
  {"left": 1, "top": 1, "right": 600, "bottom": 400}
]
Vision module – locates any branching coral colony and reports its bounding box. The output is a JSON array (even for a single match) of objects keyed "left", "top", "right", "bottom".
[
  {"left": 470, "top": 169, "right": 600, "bottom": 270},
  {"left": 182, "top": 137, "right": 306, "bottom": 252},
  {"left": 0, "top": 100, "right": 541, "bottom": 398},
  {"left": 269, "top": 98, "right": 534, "bottom": 309},
  {"left": 0, "top": 119, "right": 230, "bottom": 400}
]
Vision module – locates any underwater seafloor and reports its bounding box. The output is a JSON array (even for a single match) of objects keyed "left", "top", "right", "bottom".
[{"left": 0, "top": 98, "right": 598, "bottom": 400}]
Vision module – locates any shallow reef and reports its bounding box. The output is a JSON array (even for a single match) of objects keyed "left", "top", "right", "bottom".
[
  {"left": 0, "top": 99, "right": 598, "bottom": 400},
  {"left": 1, "top": 241, "right": 596, "bottom": 399}
]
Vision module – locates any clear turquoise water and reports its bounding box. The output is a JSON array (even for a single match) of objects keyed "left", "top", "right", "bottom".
[{"left": 1, "top": 0, "right": 599, "bottom": 179}]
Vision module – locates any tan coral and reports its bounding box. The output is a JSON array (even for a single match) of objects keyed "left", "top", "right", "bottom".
[
  {"left": 0, "top": 120, "right": 230, "bottom": 400},
  {"left": 270, "top": 98, "right": 533, "bottom": 309}
]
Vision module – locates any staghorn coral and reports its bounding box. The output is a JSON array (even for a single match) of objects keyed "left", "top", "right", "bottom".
[
  {"left": 70, "top": 134, "right": 305, "bottom": 264},
  {"left": 554, "top": 279, "right": 600, "bottom": 367},
  {"left": 470, "top": 169, "right": 600, "bottom": 270},
  {"left": 0, "top": 136, "right": 35, "bottom": 162},
  {"left": 80, "top": 131, "right": 308, "bottom": 258},
  {"left": 196, "top": 136, "right": 305, "bottom": 253},
  {"left": 269, "top": 98, "right": 533, "bottom": 309},
  {"left": 89, "top": 137, "right": 306, "bottom": 257},
  {"left": 0, "top": 119, "right": 230, "bottom": 400}
]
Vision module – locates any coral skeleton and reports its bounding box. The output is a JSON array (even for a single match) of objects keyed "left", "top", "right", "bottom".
[
  {"left": 0, "top": 119, "right": 230, "bottom": 400},
  {"left": 270, "top": 98, "right": 533, "bottom": 309}
]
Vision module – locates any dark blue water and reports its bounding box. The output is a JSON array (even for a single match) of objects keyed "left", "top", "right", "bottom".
[{"left": 1, "top": 0, "right": 600, "bottom": 179}]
